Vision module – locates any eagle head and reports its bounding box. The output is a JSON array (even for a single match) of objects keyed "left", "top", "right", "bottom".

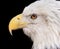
[{"left": 8, "top": 0, "right": 60, "bottom": 49}]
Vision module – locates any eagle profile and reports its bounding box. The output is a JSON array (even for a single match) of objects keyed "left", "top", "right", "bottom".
[{"left": 8, "top": 0, "right": 60, "bottom": 49}]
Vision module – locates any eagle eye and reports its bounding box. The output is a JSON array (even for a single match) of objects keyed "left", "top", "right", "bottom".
[{"left": 31, "top": 14, "right": 37, "bottom": 19}]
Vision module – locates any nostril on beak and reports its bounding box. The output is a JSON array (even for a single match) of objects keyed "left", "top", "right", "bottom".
[{"left": 17, "top": 18, "right": 20, "bottom": 20}]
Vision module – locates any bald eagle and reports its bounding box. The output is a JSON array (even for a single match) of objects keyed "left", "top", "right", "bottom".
[{"left": 8, "top": 0, "right": 60, "bottom": 49}]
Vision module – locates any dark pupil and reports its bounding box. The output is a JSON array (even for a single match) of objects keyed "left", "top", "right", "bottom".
[{"left": 31, "top": 14, "right": 37, "bottom": 19}]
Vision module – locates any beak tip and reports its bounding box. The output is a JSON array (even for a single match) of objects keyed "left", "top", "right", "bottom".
[{"left": 9, "top": 29, "right": 13, "bottom": 36}]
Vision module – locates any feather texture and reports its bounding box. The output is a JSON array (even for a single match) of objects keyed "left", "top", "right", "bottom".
[
  {"left": 22, "top": 0, "right": 60, "bottom": 49},
  {"left": 38, "top": 0, "right": 56, "bottom": 3}
]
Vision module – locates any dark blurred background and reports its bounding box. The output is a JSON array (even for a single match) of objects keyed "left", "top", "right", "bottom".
[{"left": 0, "top": 0, "right": 60, "bottom": 49}]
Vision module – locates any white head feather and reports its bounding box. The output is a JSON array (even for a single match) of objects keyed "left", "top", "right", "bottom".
[
  {"left": 39, "top": 0, "right": 56, "bottom": 3},
  {"left": 22, "top": 0, "right": 60, "bottom": 49}
]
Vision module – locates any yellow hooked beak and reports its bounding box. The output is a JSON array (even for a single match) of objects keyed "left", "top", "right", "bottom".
[{"left": 8, "top": 14, "right": 28, "bottom": 35}]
